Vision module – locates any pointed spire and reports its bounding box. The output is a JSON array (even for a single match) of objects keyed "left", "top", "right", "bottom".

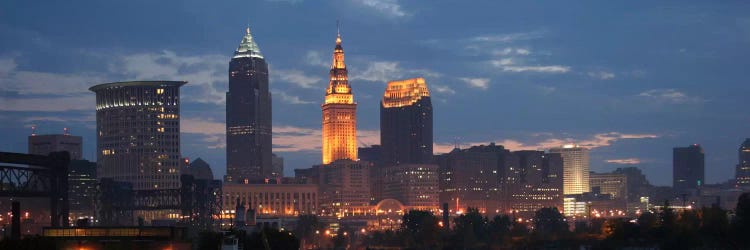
[
  {"left": 336, "top": 20, "right": 342, "bottom": 45},
  {"left": 233, "top": 25, "right": 264, "bottom": 59}
]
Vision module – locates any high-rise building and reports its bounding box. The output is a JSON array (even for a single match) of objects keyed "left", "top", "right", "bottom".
[
  {"left": 271, "top": 153, "right": 284, "bottom": 178},
  {"left": 226, "top": 27, "right": 272, "bottom": 183},
  {"left": 673, "top": 144, "right": 705, "bottom": 195},
  {"left": 508, "top": 151, "right": 563, "bottom": 216},
  {"left": 381, "top": 164, "right": 439, "bottom": 211},
  {"left": 380, "top": 78, "right": 433, "bottom": 166},
  {"left": 317, "top": 160, "right": 372, "bottom": 217},
  {"left": 28, "top": 133, "right": 83, "bottom": 160},
  {"left": 736, "top": 139, "right": 750, "bottom": 187},
  {"left": 435, "top": 143, "right": 513, "bottom": 215},
  {"left": 321, "top": 30, "right": 357, "bottom": 164},
  {"left": 613, "top": 167, "right": 652, "bottom": 202},
  {"left": 90, "top": 81, "right": 186, "bottom": 191},
  {"left": 550, "top": 145, "right": 590, "bottom": 195},
  {"left": 590, "top": 172, "right": 628, "bottom": 200},
  {"left": 68, "top": 159, "right": 97, "bottom": 220}
]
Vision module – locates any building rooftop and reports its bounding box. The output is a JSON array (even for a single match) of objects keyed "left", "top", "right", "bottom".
[
  {"left": 382, "top": 77, "right": 430, "bottom": 108},
  {"left": 89, "top": 81, "right": 187, "bottom": 92}
]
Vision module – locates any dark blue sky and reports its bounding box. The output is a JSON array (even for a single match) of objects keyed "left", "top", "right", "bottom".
[{"left": 1, "top": 0, "right": 748, "bottom": 186}]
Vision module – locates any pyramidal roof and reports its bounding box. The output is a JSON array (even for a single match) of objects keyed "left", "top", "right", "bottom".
[{"left": 233, "top": 27, "right": 263, "bottom": 59}]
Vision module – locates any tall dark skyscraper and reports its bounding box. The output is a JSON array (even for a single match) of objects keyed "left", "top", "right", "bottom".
[
  {"left": 736, "top": 139, "right": 750, "bottom": 187},
  {"left": 380, "top": 77, "right": 433, "bottom": 166},
  {"left": 225, "top": 27, "right": 272, "bottom": 183},
  {"left": 673, "top": 144, "right": 705, "bottom": 195}
]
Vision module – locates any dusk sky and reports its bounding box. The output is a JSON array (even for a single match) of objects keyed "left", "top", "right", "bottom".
[{"left": 1, "top": 1, "right": 748, "bottom": 186}]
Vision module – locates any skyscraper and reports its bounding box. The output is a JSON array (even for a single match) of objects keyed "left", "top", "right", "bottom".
[
  {"left": 550, "top": 145, "right": 590, "bottom": 195},
  {"left": 508, "top": 151, "right": 563, "bottom": 216},
  {"left": 673, "top": 144, "right": 705, "bottom": 194},
  {"left": 226, "top": 27, "right": 272, "bottom": 183},
  {"left": 90, "top": 81, "right": 186, "bottom": 190},
  {"left": 321, "top": 29, "right": 357, "bottom": 164},
  {"left": 28, "top": 133, "right": 83, "bottom": 160},
  {"left": 380, "top": 77, "right": 433, "bottom": 166},
  {"left": 737, "top": 139, "right": 750, "bottom": 187}
]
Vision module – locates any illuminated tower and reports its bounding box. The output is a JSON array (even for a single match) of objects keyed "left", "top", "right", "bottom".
[
  {"left": 321, "top": 29, "right": 357, "bottom": 164},
  {"left": 380, "top": 77, "right": 433, "bottom": 166},
  {"left": 549, "top": 145, "right": 590, "bottom": 195},
  {"left": 226, "top": 27, "right": 272, "bottom": 183}
]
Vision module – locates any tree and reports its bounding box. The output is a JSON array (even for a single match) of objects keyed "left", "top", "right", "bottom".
[
  {"left": 533, "top": 207, "right": 568, "bottom": 239},
  {"left": 452, "top": 207, "right": 488, "bottom": 248},
  {"left": 487, "top": 215, "right": 512, "bottom": 247},
  {"left": 294, "top": 214, "right": 321, "bottom": 247},
  {"left": 244, "top": 228, "right": 300, "bottom": 250},
  {"left": 733, "top": 193, "right": 750, "bottom": 247},
  {"left": 401, "top": 210, "right": 441, "bottom": 249},
  {"left": 700, "top": 205, "right": 730, "bottom": 248}
]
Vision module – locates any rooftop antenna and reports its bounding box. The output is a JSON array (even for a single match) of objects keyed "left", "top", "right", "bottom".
[
  {"left": 63, "top": 127, "right": 69, "bottom": 136},
  {"left": 337, "top": 19, "right": 340, "bottom": 37},
  {"left": 31, "top": 125, "right": 37, "bottom": 136},
  {"left": 453, "top": 137, "right": 461, "bottom": 150}
]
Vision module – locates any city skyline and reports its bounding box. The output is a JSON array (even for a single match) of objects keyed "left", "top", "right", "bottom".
[{"left": 1, "top": 1, "right": 749, "bottom": 186}]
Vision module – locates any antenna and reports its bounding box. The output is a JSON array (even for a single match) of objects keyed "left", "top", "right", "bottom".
[
  {"left": 63, "top": 127, "right": 70, "bottom": 136},
  {"left": 453, "top": 137, "right": 461, "bottom": 150},
  {"left": 336, "top": 19, "right": 340, "bottom": 36},
  {"left": 31, "top": 125, "right": 37, "bottom": 136}
]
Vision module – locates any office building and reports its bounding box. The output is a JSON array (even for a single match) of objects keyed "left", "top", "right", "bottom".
[
  {"left": 435, "top": 143, "right": 513, "bottom": 215},
  {"left": 673, "top": 144, "right": 705, "bottom": 195},
  {"left": 508, "top": 151, "right": 563, "bottom": 216},
  {"left": 223, "top": 183, "right": 319, "bottom": 217},
  {"left": 28, "top": 133, "right": 83, "bottom": 160},
  {"left": 737, "top": 139, "right": 750, "bottom": 187},
  {"left": 381, "top": 164, "right": 439, "bottom": 211},
  {"left": 321, "top": 29, "right": 357, "bottom": 164},
  {"left": 550, "top": 145, "right": 590, "bottom": 195},
  {"left": 226, "top": 27, "right": 272, "bottom": 183},
  {"left": 271, "top": 153, "right": 284, "bottom": 178},
  {"left": 590, "top": 172, "right": 627, "bottom": 200},
  {"left": 314, "top": 160, "right": 372, "bottom": 217},
  {"left": 90, "top": 80, "right": 185, "bottom": 222},
  {"left": 380, "top": 78, "right": 433, "bottom": 166},
  {"left": 68, "top": 159, "right": 97, "bottom": 220}
]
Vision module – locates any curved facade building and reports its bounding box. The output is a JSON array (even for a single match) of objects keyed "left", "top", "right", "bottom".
[
  {"left": 380, "top": 77, "right": 433, "bottom": 165},
  {"left": 321, "top": 31, "right": 357, "bottom": 164},
  {"left": 226, "top": 27, "right": 272, "bottom": 183},
  {"left": 90, "top": 81, "right": 186, "bottom": 190}
]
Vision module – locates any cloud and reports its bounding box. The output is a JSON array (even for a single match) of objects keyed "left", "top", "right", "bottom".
[
  {"left": 352, "top": 0, "right": 408, "bottom": 18},
  {"left": 0, "top": 96, "right": 94, "bottom": 112},
  {"left": 492, "top": 47, "right": 531, "bottom": 56},
  {"left": 432, "top": 84, "right": 456, "bottom": 95},
  {"left": 305, "top": 51, "right": 328, "bottom": 67},
  {"left": 469, "top": 31, "right": 545, "bottom": 43},
  {"left": 637, "top": 89, "right": 704, "bottom": 104},
  {"left": 490, "top": 57, "right": 570, "bottom": 74},
  {"left": 181, "top": 117, "right": 381, "bottom": 152},
  {"left": 0, "top": 57, "right": 105, "bottom": 96},
  {"left": 458, "top": 77, "right": 490, "bottom": 90},
  {"left": 588, "top": 71, "right": 616, "bottom": 80},
  {"left": 351, "top": 61, "right": 401, "bottom": 83},
  {"left": 434, "top": 132, "right": 660, "bottom": 154},
  {"left": 116, "top": 50, "right": 227, "bottom": 105},
  {"left": 22, "top": 114, "right": 95, "bottom": 123},
  {"left": 271, "top": 89, "right": 315, "bottom": 104},
  {"left": 0, "top": 58, "right": 17, "bottom": 77},
  {"left": 273, "top": 69, "right": 323, "bottom": 89},
  {"left": 501, "top": 65, "right": 570, "bottom": 73},
  {"left": 606, "top": 158, "right": 642, "bottom": 164}
]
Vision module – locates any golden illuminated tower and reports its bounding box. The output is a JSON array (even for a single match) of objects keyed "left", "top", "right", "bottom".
[{"left": 321, "top": 29, "right": 357, "bottom": 164}]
